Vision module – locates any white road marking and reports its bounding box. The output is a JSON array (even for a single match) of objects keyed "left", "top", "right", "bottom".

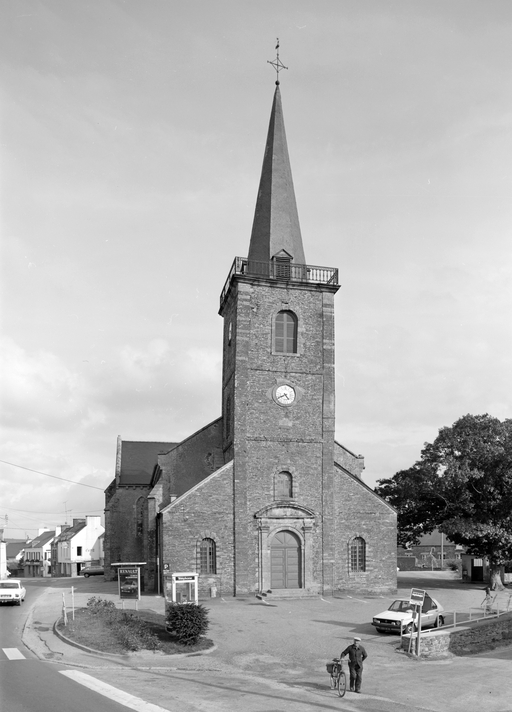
[
  {"left": 3, "top": 648, "right": 26, "bottom": 660},
  {"left": 59, "top": 670, "right": 171, "bottom": 711}
]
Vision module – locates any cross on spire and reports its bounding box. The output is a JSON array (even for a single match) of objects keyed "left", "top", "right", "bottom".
[{"left": 267, "top": 38, "right": 288, "bottom": 84}]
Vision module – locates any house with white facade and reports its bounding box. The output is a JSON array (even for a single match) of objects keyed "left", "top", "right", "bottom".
[
  {"left": 51, "top": 516, "right": 104, "bottom": 577},
  {"left": 24, "top": 528, "right": 62, "bottom": 578}
]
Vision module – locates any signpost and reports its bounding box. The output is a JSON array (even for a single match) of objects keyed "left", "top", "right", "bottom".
[
  {"left": 409, "top": 588, "right": 426, "bottom": 656},
  {"left": 119, "top": 567, "right": 140, "bottom": 602},
  {"left": 111, "top": 562, "right": 146, "bottom": 609}
]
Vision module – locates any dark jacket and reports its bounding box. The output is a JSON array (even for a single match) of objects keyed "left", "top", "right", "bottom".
[{"left": 341, "top": 643, "right": 367, "bottom": 667}]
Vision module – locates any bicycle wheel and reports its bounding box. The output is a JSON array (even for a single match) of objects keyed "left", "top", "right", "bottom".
[{"left": 337, "top": 671, "right": 347, "bottom": 697}]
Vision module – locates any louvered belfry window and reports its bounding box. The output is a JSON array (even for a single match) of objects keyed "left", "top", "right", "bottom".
[
  {"left": 200, "top": 538, "right": 217, "bottom": 574},
  {"left": 274, "top": 255, "right": 291, "bottom": 279},
  {"left": 274, "top": 310, "right": 297, "bottom": 353}
]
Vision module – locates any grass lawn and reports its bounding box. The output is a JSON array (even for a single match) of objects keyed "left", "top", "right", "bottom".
[{"left": 57, "top": 608, "right": 213, "bottom": 655}]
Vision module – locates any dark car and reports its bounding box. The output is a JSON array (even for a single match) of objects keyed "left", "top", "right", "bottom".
[
  {"left": 120, "top": 582, "right": 137, "bottom": 594},
  {"left": 80, "top": 565, "right": 104, "bottom": 578}
]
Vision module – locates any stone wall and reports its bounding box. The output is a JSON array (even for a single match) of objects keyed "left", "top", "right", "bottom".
[
  {"left": 333, "top": 467, "right": 397, "bottom": 594},
  {"left": 161, "top": 462, "right": 235, "bottom": 598},
  {"left": 402, "top": 612, "right": 512, "bottom": 657}
]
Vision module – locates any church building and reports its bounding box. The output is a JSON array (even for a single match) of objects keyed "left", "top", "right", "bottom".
[{"left": 104, "top": 79, "right": 397, "bottom": 598}]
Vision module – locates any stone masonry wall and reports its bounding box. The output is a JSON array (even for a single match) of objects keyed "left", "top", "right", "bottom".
[
  {"left": 333, "top": 467, "right": 397, "bottom": 594},
  {"left": 158, "top": 418, "right": 224, "bottom": 503},
  {"left": 161, "top": 463, "right": 234, "bottom": 598},
  {"left": 104, "top": 484, "right": 150, "bottom": 582},
  {"left": 402, "top": 612, "right": 512, "bottom": 657}
]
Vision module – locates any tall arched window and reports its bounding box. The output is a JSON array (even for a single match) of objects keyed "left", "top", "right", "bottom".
[
  {"left": 135, "top": 496, "right": 145, "bottom": 539},
  {"left": 200, "top": 538, "right": 217, "bottom": 574},
  {"left": 274, "top": 471, "right": 293, "bottom": 499},
  {"left": 350, "top": 537, "right": 366, "bottom": 572},
  {"left": 274, "top": 311, "right": 297, "bottom": 354}
]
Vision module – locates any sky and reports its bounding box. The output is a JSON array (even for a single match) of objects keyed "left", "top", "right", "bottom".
[{"left": 1, "top": 0, "right": 511, "bottom": 539}]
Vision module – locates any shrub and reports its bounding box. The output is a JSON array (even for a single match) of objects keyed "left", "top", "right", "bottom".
[
  {"left": 165, "top": 603, "right": 209, "bottom": 645},
  {"left": 115, "top": 613, "right": 161, "bottom": 652},
  {"left": 85, "top": 597, "right": 161, "bottom": 651},
  {"left": 444, "top": 559, "right": 462, "bottom": 574},
  {"left": 87, "top": 596, "right": 116, "bottom": 613}
]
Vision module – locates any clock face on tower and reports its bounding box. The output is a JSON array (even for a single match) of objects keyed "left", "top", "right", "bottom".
[{"left": 274, "top": 384, "right": 296, "bottom": 406}]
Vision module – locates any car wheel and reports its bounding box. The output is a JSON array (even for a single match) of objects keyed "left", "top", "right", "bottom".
[
  {"left": 375, "top": 628, "right": 385, "bottom": 634},
  {"left": 83, "top": 573, "right": 90, "bottom": 578},
  {"left": 435, "top": 615, "right": 444, "bottom": 627},
  {"left": 404, "top": 622, "right": 416, "bottom": 634}
]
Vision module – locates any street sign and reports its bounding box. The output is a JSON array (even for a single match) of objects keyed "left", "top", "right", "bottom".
[{"left": 410, "top": 588, "right": 426, "bottom": 606}]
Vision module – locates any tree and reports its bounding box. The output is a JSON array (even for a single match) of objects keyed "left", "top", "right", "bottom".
[{"left": 375, "top": 414, "right": 512, "bottom": 589}]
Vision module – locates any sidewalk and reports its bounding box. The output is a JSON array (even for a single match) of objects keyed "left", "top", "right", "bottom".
[{"left": 22, "top": 575, "right": 512, "bottom": 712}]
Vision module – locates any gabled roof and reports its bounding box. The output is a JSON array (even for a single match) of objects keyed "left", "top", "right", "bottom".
[
  {"left": 5, "top": 540, "right": 27, "bottom": 558},
  {"left": 25, "top": 530, "right": 55, "bottom": 548},
  {"left": 119, "top": 440, "right": 176, "bottom": 486},
  {"left": 247, "top": 84, "right": 306, "bottom": 265},
  {"left": 53, "top": 520, "right": 85, "bottom": 543},
  {"left": 334, "top": 462, "right": 396, "bottom": 514}
]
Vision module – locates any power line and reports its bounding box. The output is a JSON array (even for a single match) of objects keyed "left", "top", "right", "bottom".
[
  {"left": 0, "top": 460, "right": 105, "bottom": 490},
  {"left": 4, "top": 506, "right": 104, "bottom": 515}
]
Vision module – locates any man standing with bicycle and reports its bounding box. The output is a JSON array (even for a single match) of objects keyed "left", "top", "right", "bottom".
[{"left": 341, "top": 637, "right": 367, "bottom": 693}]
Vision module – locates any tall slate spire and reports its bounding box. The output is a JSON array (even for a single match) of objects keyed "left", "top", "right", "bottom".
[{"left": 247, "top": 84, "right": 306, "bottom": 265}]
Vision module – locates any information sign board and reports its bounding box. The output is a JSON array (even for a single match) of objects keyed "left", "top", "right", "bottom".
[
  {"left": 409, "top": 588, "right": 425, "bottom": 606},
  {"left": 119, "top": 567, "right": 140, "bottom": 600}
]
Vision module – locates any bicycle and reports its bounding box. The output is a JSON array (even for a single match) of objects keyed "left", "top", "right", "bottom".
[{"left": 326, "top": 657, "right": 347, "bottom": 697}]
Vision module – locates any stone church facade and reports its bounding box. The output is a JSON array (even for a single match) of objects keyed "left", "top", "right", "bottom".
[{"left": 104, "top": 82, "right": 397, "bottom": 598}]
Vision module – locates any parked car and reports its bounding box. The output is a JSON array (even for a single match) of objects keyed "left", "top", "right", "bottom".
[
  {"left": 120, "top": 582, "right": 137, "bottom": 594},
  {"left": 0, "top": 579, "right": 26, "bottom": 605},
  {"left": 80, "top": 565, "right": 104, "bottom": 578},
  {"left": 372, "top": 593, "right": 444, "bottom": 634}
]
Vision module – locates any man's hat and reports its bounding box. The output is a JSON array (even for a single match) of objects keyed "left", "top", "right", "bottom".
[{"left": 353, "top": 636, "right": 361, "bottom": 641}]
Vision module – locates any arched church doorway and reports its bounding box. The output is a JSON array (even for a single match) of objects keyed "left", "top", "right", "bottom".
[{"left": 270, "top": 530, "right": 301, "bottom": 589}]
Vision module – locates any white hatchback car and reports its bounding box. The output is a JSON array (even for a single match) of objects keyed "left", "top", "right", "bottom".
[
  {"left": 0, "top": 579, "right": 26, "bottom": 606},
  {"left": 372, "top": 593, "right": 444, "bottom": 634}
]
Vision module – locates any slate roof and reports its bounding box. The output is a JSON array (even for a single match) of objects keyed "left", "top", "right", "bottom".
[
  {"left": 247, "top": 84, "right": 306, "bottom": 266},
  {"left": 53, "top": 520, "right": 86, "bottom": 543},
  {"left": 25, "top": 531, "right": 55, "bottom": 548},
  {"left": 119, "top": 440, "right": 176, "bottom": 486},
  {"left": 5, "top": 540, "right": 27, "bottom": 558}
]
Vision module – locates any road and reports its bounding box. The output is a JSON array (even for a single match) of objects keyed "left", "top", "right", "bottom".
[
  {"left": 6, "top": 574, "right": 512, "bottom": 712},
  {"left": 0, "top": 580, "right": 168, "bottom": 712}
]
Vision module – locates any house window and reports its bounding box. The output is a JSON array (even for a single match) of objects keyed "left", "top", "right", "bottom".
[
  {"left": 199, "top": 538, "right": 216, "bottom": 574},
  {"left": 350, "top": 537, "right": 366, "bottom": 572},
  {"left": 274, "top": 471, "right": 293, "bottom": 499},
  {"left": 77, "top": 546, "right": 82, "bottom": 556},
  {"left": 274, "top": 311, "right": 297, "bottom": 354}
]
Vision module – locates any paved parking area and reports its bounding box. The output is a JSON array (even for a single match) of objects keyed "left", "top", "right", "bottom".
[{"left": 22, "top": 572, "right": 512, "bottom": 711}]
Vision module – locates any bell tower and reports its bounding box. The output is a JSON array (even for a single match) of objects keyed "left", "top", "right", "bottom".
[{"left": 219, "top": 78, "right": 340, "bottom": 595}]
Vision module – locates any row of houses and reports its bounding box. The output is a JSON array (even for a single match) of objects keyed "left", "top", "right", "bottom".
[{"left": 1, "top": 516, "right": 104, "bottom": 578}]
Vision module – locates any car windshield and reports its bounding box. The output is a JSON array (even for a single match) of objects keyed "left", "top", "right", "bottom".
[
  {"left": 0, "top": 582, "right": 19, "bottom": 589},
  {"left": 388, "top": 600, "right": 414, "bottom": 613}
]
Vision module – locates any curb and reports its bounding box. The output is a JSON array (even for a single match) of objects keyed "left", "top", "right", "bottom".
[
  {"left": 53, "top": 616, "right": 218, "bottom": 662},
  {"left": 53, "top": 617, "right": 129, "bottom": 659}
]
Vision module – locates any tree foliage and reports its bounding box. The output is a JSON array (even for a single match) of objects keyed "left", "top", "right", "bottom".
[{"left": 375, "top": 414, "right": 512, "bottom": 584}]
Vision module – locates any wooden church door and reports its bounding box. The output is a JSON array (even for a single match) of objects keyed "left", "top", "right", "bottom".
[{"left": 270, "top": 530, "right": 301, "bottom": 589}]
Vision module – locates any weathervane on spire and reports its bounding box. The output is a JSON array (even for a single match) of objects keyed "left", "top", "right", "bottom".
[{"left": 267, "top": 38, "right": 288, "bottom": 85}]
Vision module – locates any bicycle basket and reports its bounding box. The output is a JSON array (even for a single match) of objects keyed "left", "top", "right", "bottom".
[{"left": 326, "top": 662, "right": 335, "bottom": 674}]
